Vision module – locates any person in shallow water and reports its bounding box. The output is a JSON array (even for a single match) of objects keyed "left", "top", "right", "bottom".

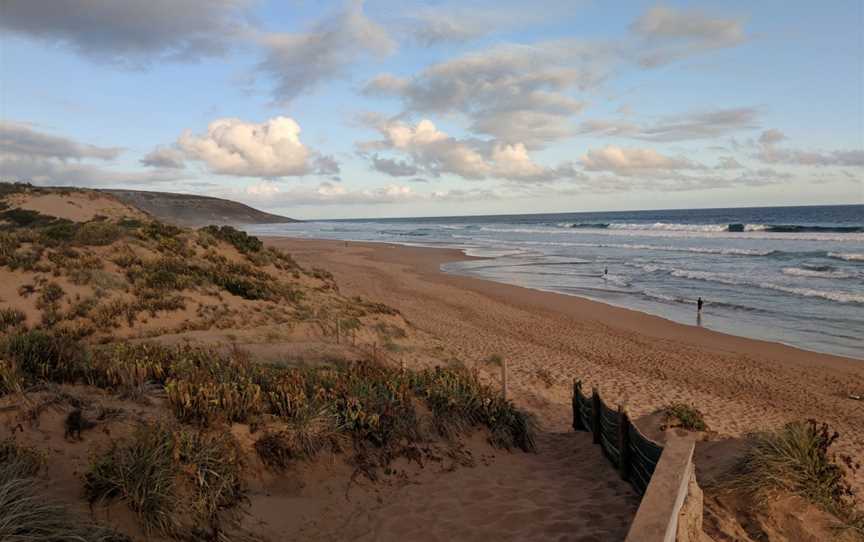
[{"left": 697, "top": 297, "right": 704, "bottom": 313}]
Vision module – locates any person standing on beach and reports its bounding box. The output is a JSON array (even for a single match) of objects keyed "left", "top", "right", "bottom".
[
  {"left": 603, "top": 266, "right": 608, "bottom": 279},
  {"left": 697, "top": 297, "right": 704, "bottom": 313}
]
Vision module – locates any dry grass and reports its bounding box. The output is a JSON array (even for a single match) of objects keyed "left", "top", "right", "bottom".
[
  {"left": 727, "top": 420, "right": 863, "bottom": 536},
  {"left": 0, "top": 460, "right": 128, "bottom": 542},
  {"left": 85, "top": 422, "right": 245, "bottom": 538}
]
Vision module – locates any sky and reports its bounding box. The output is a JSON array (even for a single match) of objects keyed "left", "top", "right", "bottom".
[{"left": 0, "top": 0, "right": 862, "bottom": 219}]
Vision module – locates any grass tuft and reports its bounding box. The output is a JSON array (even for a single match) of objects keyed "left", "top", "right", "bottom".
[
  {"left": 663, "top": 402, "right": 708, "bottom": 431},
  {"left": 728, "top": 420, "right": 863, "bottom": 536},
  {"left": 0, "top": 460, "right": 128, "bottom": 542}
]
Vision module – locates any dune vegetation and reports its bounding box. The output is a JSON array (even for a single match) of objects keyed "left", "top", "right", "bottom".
[{"left": 0, "top": 183, "right": 538, "bottom": 540}]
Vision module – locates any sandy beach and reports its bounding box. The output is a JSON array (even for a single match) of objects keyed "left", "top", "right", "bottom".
[{"left": 266, "top": 237, "right": 864, "bottom": 495}]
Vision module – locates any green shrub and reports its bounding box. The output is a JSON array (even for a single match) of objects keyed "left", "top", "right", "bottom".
[
  {"left": 200, "top": 225, "right": 262, "bottom": 254},
  {"left": 663, "top": 402, "right": 707, "bottom": 431},
  {"left": 36, "top": 282, "right": 65, "bottom": 309},
  {"left": 39, "top": 221, "right": 79, "bottom": 245},
  {"left": 76, "top": 221, "right": 121, "bottom": 246},
  {"left": 1, "top": 208, "right": 59, "bottom": 228}
]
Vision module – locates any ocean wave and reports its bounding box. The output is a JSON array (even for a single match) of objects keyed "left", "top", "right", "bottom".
[
  {"left": 828, "top": 252, "right": 864, "bottom": 262},
  {"left": 563, "top": 221, "right": 864, "bottom": 234},
  {"left": 666, "top": 269, "right": 864, "bottom": 304},
  {"left": 781, "top": 267, "right": 857, "bottom": 280},
  {"left": 537, "top": 240, "right": 775, "bottom": 256}
]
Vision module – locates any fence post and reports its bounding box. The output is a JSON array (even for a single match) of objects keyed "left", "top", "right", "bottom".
[
  {"left": 572, "top": 380, "right": 582, "bottom": 431},
  {"left": 619, "top": 404, "right": 632, "bottom": 482},
  {"left": 591, "top": 387, "right": 601, "bottom": 444},
  {"left": 501, "top": 358, "right": 508, "bottom": 400}
]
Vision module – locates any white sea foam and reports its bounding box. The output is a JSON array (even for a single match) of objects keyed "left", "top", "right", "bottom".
[
  {"left": 828, "top": 252, "right": 864, "bottom": 262},
  {"left": 781, "top": 267, "right": 857, "bottom": 279},
  {"left": 666, "top": 269, "right": 864, "bottom": 304}
]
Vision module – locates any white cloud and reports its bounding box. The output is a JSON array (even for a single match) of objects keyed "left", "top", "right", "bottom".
[
  {"left": 579, "top": 107, "right": 760, "bottom": 141},
  {"left": 580, "top": 145, "right": 702, "bottom": 175},
  {"left": 256, "top": 0, "right": 395, "bottom": 103},
  {"left": 177, "top": 116, "right": 336, "bottom": 177},
  {"left": 140, "top": 146, "right": 185, "bottom": 169},
  {"left": 364, "top": 40, "right": 612, "bottom": 146},
  {"left": 755, "top": 129, "right": 864, "bottom": 167},
  {"left": 1, "top": 121, "right": 121, "bottom": 160},
  {"left": 0, "top": 0, "right": 250, "bottom": 67},
  {"left": 0, "top": 121, "right": 184, "bottom": 187},
  {"left": 361, "top": 118, "right": 580, "bottom": 183},
  {"left": 631, "top": 5, "right": 747, "bottom": 67}
]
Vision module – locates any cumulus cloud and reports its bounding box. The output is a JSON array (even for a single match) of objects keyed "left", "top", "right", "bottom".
[
  {"left": 257, "top": 0, "right": 395, "bottom": 103},
  {"left": 579, "top": 107, "right": 760, "bottom": 141},
  {"left": 580, "top": 145, "right": 703, "bottom": 175},
  {"left": 177, "top": 116, "right": 336, "bottom": 177},
  {"left": 140, "top": 146, "right": 186, "bottom": 169},
  {"left": 364, "top": 40, "right": 613, "bottom": 147},
  {"left": 360, "top": 118, "right": 580, "bottom": 183},
  {"left": 0, "top": 0, "right": 249, "bottom": 67},
  {"left": 631, "top": 5, "right": 747, "bottom": 67}
]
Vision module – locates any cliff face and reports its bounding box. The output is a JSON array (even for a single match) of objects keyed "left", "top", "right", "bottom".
[{"left": 102, "top": 189, "right": 298, "bottom": 227}]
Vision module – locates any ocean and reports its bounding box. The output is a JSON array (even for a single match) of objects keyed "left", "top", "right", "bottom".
[{"left": 246, "top": 205, "right": 864, "bottom": 360}]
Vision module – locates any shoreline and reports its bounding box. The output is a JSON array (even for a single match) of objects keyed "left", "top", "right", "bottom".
[{"left": 266, "top": 236, "right": 861, "bottom": 367}]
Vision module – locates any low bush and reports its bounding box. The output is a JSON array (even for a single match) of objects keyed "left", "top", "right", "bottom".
[
  {"left": 663, "top": 402, "right": 708, "bottom": 431},
  {"left": 36, "top": 282, "right": 64, "bottom": 309},
  {"left": 76, "top": 221, "right": 121, "bottom": 245},
  {"left": 200, "top": 225, "right": 263, "bottom": 254}
]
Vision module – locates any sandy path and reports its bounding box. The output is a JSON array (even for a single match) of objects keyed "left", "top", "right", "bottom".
[
  {"left": 265, "top": 432, "right": 638, "bottom": 542},
  {"left": 266, "top": 238, "right": 864, "bottom": 495}
]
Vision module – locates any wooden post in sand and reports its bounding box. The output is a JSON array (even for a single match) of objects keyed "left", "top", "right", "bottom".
[
  {"left": 618, "top": 404, "right": 632, "bottom": 482},
  {"left": 501, "top": 358, "right": 508, "bottom": 401},
  {"left": 572, "top": 380, "right": 584, "bottom": 431},
  {"left": 591, "top": 387, "right": 601, "bottom": 444}
]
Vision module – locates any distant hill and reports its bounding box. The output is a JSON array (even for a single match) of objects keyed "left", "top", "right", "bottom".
[{"left": 102, "top": 189, "right": 298, "bottom": 227}]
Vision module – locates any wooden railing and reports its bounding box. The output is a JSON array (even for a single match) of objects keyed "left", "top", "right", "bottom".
[
  {"left": 572, "top": 379, "right": 704, "bottom": 542},
  {"left": 572, "top": 380, "right": 663, "bottom": 495}
]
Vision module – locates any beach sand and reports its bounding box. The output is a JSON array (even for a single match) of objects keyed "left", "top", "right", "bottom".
[{"left": 265, "top": 238, "right": 864, "bottom": 497}]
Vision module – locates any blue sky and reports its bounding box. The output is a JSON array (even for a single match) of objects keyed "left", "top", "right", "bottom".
[{"left": 1, "top": 0, "right": 861, "bottom": 219}]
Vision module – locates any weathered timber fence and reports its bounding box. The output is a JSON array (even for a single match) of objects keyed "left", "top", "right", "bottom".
[
  {"left": 572, "top": 380, "right": 663, "bottom": 495},
  {"left": 573, "top": 379, "right": 705, "bottom": 542}
]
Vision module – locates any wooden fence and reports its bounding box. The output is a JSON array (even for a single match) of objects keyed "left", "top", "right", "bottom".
[{"left": 572, "top": 380, "right": 664, "bottom": 495}]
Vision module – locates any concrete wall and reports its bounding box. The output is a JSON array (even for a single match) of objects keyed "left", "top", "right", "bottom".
[{"left": 624, "top": 437, "right": 705, "bottom": 542}]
